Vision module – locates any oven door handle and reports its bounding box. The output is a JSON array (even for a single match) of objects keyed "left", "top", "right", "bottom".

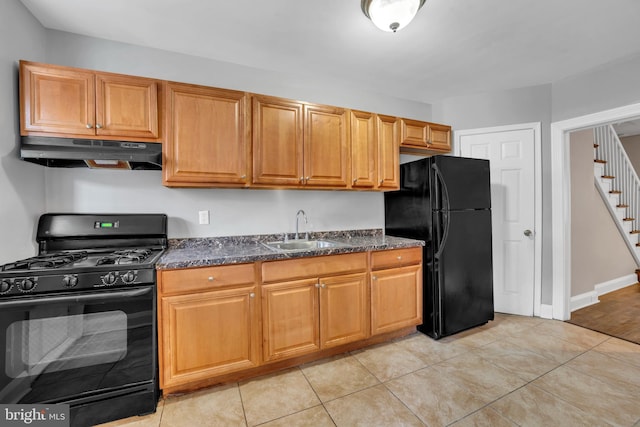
[{"left": 0, "top": 287, "right": 152, "bottom": 309}]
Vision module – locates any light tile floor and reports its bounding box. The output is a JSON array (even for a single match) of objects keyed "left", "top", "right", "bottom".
[{"left": 99, "top": 314, "right": 640, "bottom": 426}]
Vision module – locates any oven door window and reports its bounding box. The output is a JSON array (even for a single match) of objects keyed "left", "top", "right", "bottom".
[
  {"left": 0, "top": 286, "right": 154, "bottom": 404},
  {"left": 6, "top": 311, "right": 128, "bottom": 378}
]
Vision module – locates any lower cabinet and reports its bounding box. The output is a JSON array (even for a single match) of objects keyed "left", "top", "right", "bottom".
[
  {"left": 261, "top": 271, "right": 369, "bottom": 363},
  {"left": 157, "top": 248, "right": 421, "bottom": 394},
  {"left": 158, "top": 264, "right": 260, "bottom": 390},
  {"left": 370, "top": 247, "right": 423, "bottom": 335}
]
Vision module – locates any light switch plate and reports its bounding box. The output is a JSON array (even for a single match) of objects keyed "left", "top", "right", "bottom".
[{"left": 198, "top": 210, "right": 210, "bottom": 225}]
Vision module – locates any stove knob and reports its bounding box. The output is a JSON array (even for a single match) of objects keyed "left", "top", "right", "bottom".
[
  {"left": 121, "top": 271, "right": 136, "bottom": 284},
  {"left": 0, "top": 279, "right": 11, "bottom": 293},
  {"left": 19, "top": 278, "right": 36, "bottom": 292},
  {"left": 63, "top": 275, "right": 79, "bottom": 288},
  {"left": 102, "top": 272, "right": 117, "bottom": 286}
]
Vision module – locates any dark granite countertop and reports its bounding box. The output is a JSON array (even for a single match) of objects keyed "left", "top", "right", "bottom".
[{"left": 156, "top": 229, "right": 424, "bottom": 270}]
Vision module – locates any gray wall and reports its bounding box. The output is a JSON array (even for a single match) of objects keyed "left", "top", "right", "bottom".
[
  {"left": 552, "top": 52, "right": 640, "bottom": 122},
  {"left": 570, "top": 129, "right": 636, "bottom": 296},
  {"left": 0, "top": 1, "right": 47, "bottom": 264},
  {"left": 432, "top": 84, "right": 554, "bottom": 304}
]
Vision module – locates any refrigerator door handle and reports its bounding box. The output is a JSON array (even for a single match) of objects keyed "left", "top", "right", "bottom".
[
  {"left": 431, "top": 163, "right": 450, "bottom": 211},
  {"left": 432, "top": 164, "right": 450, "bottom": 259},
  {"left": 435, "top": 211, "right": 450, "bottom": 259}
]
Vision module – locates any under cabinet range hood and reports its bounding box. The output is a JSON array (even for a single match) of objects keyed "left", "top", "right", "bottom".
[{"left": 20, "top": 136, "right": 163, "bottom": 170}]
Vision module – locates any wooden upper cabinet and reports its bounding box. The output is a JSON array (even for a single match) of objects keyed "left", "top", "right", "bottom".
[
  {"left": 163, "top": 82, "right": 250, "bottom": 187},
  {"left": 350, "top": 110, "right": 377, "bottom": 189},
  {"left": 20, "top": 61, "right": 95, "bottom": 136},
  {"left": 399, "top": 118, "right": 451, "bottom": 155},
  {"left": 95, "top": 73, "right": 159, "bottom": 138},
  {"left": 427, "top": 122, "right": 452, "bottom": 152},
  {"left": 304, "top": 104, "right": 349, "bottom": 188},
  {"left": 20, "top": 60, "right": 161, "bottom": 141},
  {"left": 252, "top": 96, "right": 348, "bottom": 189},
  {"left": 252, "top": 95, "right": 304, "bottom": 186},
  {"left": 376, "top": 114, "right": 400, "bottom": 190}
]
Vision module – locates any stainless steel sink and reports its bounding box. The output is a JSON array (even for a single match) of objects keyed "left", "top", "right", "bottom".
[{"left": 262, "top": 239, "right": 346, "bottom": 252}]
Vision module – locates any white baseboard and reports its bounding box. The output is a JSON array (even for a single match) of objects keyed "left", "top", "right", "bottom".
[
  {"left": 570, "top": 274, "right": 637, "bottom": 312},
  {"left": 539, "top": 304, "right": 553, "bottom": 319}
]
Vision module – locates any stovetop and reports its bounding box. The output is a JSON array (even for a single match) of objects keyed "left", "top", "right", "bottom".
[
  {"left": 0, "top": 247, "right": 163, "bottom": 273},
  {"left": 0, "top": 213, "right": 168, "bottom": 298},
  {"left": 0, "top": 247, "right": 165, "bottom": 298}
]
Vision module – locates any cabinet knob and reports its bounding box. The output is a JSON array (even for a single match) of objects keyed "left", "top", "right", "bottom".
[
  {"left": 95, "top": 124, "right": 102, "bottom": 129},
  {"left": 86, "top": 124, "right": 93, "bottom": 129},
  {"left": 299, "top": 177, "right": 304, "bottom": 182},
  {"left": 372, "top": 275, "right": 377, "bottom": 280},
  {"left": 397, "top": 256, "right": 402, "bottom": 260},
  {"left": 353, "top": 178, "right": 357, "bottom": 184},
  {"left": 321, "top": 283, "right": 326, "bottom": 289},
  {"left": 240, "top": 174, "right": 247, "bottom": 179},
  {"left": 305, "top": 176, "right": 310, "bottom": 182},
  {"left": 208, "top": 276, "right": 214, "bottom": 281},
  {"left": 380, "top": 179, "right": 384, "bottom": 185},
  {"left": 249, "top": 292, "right": 255, "bottom": 298},
  {"left": 315, "top": 283, "right": 320, "bottom": 288}
]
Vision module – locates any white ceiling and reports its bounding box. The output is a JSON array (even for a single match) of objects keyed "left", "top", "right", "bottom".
[{"left": 19, "top": 0, "right": 640, "bottom": 105}]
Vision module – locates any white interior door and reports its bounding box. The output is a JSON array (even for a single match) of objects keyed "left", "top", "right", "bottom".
[{"left": 459, "top": 129, "right": 536, "bottom": 315}]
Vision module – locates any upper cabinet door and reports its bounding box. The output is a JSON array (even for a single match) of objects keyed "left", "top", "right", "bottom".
[
  {"left": 377, "top": 114, "right": 400, "bottom": 190},
  {"left": 304, "top": 104, "right": 349, "bottom": 188},
  {"left": 95, "top": 73, "right": 160, "bottom": 139},
  {"left": 252, "top": 95, "right": 304, "bottom": 186},
  {"left": 399, "top": 118, "right": 428, "bottom": 148},
  {"left": 20, "top": 61, "right": 95, "bottom": 136},
  {"left": 163, "top": 82, "right": 250, "bottom": 187},
  {"left": 427, "top": 122, "right": 452, "bottom": 152},
  {"left": 350, "top": 110, "right": 376, "bottom": 189}
]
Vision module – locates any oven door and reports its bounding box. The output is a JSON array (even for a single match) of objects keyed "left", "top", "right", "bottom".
[{"left": 0, "top": 285, "right": 155, "bottom": 404}]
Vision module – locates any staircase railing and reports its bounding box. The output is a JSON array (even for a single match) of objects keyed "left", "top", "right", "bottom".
[{"left": 593, "top": 124, "right": 640, "bottom": 265}]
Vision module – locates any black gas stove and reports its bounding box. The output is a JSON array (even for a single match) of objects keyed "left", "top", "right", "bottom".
[
  {"left": 0, "top": 213, "right": 167, "bottom": 427},
  {"left": 0, "top": 213, "right": 167, "bottom": 298}
]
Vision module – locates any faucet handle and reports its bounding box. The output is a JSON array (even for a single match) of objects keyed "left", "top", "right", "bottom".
[{"left": 282, "top": 232, "right": 289, "bottom": 242}]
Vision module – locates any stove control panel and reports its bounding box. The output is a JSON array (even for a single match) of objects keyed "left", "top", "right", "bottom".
[{"left": 0, "top": 269, "right": 155, "bottom": 296}]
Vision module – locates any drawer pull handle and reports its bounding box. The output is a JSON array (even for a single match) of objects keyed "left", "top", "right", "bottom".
[{"left": 208, "top": 276, "right": 214, "bottom": 281}]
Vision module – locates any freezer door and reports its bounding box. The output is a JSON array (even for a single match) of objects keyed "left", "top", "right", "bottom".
[
  {"left": 437, "top": 209, "right": 494, "bottom": 337},
  {"left": 433, "top": 156, "right": 491, "bottom": 210}
]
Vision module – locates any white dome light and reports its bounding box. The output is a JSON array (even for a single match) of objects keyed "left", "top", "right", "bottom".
[{"left": 361, "top": 0, "right": 426, "bottom": 33}]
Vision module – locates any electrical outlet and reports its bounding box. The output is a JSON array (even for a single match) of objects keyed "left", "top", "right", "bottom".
[{"left": 198, "top": 210, "right": 210, "bottom": 225}]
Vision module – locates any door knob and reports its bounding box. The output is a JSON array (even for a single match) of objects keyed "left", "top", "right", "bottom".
[{"left": 524, "top": 229, "right": 533, "bottom": 237}]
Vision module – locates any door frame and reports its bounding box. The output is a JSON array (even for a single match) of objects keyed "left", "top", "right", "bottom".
[
  {"left": 551, "top": 102, "right": 640, "bottom": 320},
  {"left": 454, "top": 122, "right": 543, "bottom": 317}
]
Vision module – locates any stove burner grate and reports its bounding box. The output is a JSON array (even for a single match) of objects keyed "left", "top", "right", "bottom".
[
  {"left": 0, "top": 251, "right": 88, "bottom": 271},
  {"left": 96, "top": 249, "right": 153, "bottom": 266}
]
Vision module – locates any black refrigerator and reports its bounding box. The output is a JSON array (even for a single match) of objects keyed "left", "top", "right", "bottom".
[{"left": 384, "top": 155, "right": 494, "bottom": 339}]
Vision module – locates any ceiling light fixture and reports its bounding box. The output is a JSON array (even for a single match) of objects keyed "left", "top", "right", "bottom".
[{"left": 361, "top": 0, "right": 426, "bottom": 33}]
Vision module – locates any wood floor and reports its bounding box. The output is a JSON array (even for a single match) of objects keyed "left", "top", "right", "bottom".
[{"left": 567, "top": 283, "right": 640, "bottom": 345}]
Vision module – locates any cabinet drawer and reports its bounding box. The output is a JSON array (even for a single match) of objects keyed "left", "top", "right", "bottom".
[
  {"left": 161, "top": 263, "right": 255, "bottom": 295},
  {"left": 371, "top": 247, "right": 422, "bottom": 270},
  {"left": 261, "top": 252, "right": 367, "bottom": 283}
]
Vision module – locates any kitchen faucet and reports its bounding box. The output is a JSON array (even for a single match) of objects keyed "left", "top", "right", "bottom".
[{"left": 295, "top": 209, "right": 309, "bottom": 240}]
